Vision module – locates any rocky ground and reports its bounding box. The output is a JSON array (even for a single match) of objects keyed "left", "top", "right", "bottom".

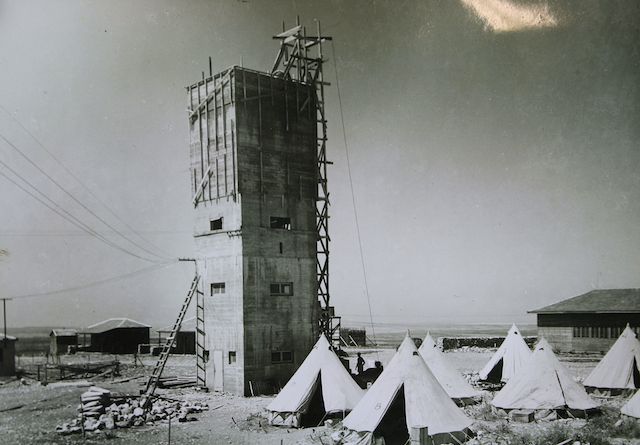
[{"left": 0, "top": 349, "right": 638, "bottom": 445}]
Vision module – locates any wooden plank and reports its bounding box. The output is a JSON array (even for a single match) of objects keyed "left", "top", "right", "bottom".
[
  {"left": 192, "top": 164, "right": 212, "bottom": 205},
  {"left": 205, "top": 78, "right": 211, "bottom": 201},
  {"left": 274, "top": 25, "right": 301, "bottom": 39},
  {"left": 188, "top": 77, "right": 229, "bottom": 120}
]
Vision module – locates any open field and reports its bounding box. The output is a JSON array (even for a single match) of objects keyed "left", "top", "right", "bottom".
[{"left": 1, "top": 336, "right": 639, "bottom": 445}]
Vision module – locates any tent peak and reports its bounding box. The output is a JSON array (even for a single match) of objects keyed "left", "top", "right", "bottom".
[
  {"left": 315, "top": 333, "right": 331, "bottom": 349},
  {"left": 398, "top": 334, "right": 417, "bottom": 351},
  {"left": 508, "top": 323, "right": 521, "bottom": 335},
  {"left": 535, "top": 337, "right": 552, "bottom": 352}
]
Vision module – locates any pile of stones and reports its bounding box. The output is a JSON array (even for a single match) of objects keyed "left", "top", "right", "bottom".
[{"left": 56, "top": 386, "right": 208, "bottom": 435}]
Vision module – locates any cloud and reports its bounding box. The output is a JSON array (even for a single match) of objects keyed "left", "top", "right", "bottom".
[{"left": 460, "top": 0, "right": 559, "bottom": 33}]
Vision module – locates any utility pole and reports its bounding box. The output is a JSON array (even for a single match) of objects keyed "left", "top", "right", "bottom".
[
  {"left": 1, "top": 298, "right": 10, "bottom": 344},
  {"left": 1, "top": 249, "right": 10, "bottom": 344}
]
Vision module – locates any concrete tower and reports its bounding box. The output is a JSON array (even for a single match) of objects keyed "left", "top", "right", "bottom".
[{"left": 187, "top": 66, "right": 319, "bottom": 395}]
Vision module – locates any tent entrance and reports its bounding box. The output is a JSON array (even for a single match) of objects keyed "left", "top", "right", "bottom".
[
  {"left": 486, "top": 358, "right": 504, "bottom": 383},
  {"left": 300, "top": 374, "right": 326, "bottom": 427},
  {"left": 633, "top": 358, "right": 640, "bottom": 388},
  {"left": 374, "top": 384, "right": 409, "bottom": 445}
]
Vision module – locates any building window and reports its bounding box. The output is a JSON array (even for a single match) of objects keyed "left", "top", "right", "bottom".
[
  {"left": 228, "top": 351, "right": 236, "bottom": 364},
  {"left": 271, "top": 351, "right": 293, "bottom": 364},
  {"left": 270, "top": 282, "right": 293, "bottom": 296},
  {"left": 210, "top": 217, "right": 223, "bottom": 231},
  {"left": 270, "top": 216, "right": 291, "bottom": 230},
  {"left": 573, "top": 326, "right": 628, "bottom": 339},
  {"left": 279, "top": 242, "right": 283, "bottom": 254},
  {"left": 211, "top": 282, "right": 225, "bottom": 295}
]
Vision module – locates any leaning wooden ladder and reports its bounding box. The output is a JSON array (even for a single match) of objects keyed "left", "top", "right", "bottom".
[{"left": 140, "top": 274, "right": 201, "bottom": 408}]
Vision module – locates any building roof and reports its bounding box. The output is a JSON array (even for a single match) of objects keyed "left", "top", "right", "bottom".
[
  {"left": 529, "top": 289, "right": 640, "bottom": 314},
  {"left": 50, "top": 328, "right": 78, "bottom": 337},
  {"left": 0, "top": 334, "right": 17, "bottom": 341},
  {"left": 81, "top": 318, "right": 150, "bottom": 334},
  {"left": 157, "top": 316, "right": 196, "bottom": 333}
]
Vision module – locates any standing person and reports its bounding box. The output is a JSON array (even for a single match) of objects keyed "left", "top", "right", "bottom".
[{"left": 356, "top": 352, "right": 365, "bottom": 375}]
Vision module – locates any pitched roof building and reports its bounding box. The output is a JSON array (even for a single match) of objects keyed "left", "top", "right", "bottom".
[
  {"left": 157, "top": 316, "right": 196, "bottom": 355},
  {"left": 529, "top": 289, "right": 640, "bottom": 353},
  {"left": 49, "top": 328, "right": 78, "bottom": 356},
  {"left": 80, "top": 318, "right": 150, "bottom": 354}
]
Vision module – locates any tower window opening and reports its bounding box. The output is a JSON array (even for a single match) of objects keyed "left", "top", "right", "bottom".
[
  {"left": 270, "top": 282, "right": 293, "bottom": 296},
  {"left": 270, "top": 216, "right": 291, "bottom": 230},
  {"left": 211, "top": 282, "right": 226, "bottom": 295},
  {"left": 210, "top": 217, "right": 223, "bottom": 231},
  {"left": 271, "top": 350, "right": 293, "bottom": 364},
  {"left": 228, "top": 351, "right": 236, "bottom": 364}
]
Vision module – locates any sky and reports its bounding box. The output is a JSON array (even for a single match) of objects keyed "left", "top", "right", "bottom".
[{"left": 0, "top": 0, "right": 638, "bottom": 331}]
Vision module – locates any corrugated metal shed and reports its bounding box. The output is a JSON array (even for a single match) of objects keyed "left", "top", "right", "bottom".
[
  {"left": 82, "top": 318, "right": 151, "bottom": 334},
  {"left": 530, "top": 289, "right": 640, "bottom": 314}
]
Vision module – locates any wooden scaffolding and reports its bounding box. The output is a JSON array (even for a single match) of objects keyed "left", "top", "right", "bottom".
[{"left": 271, "top": 19, "right": 341, "bottom": 347}]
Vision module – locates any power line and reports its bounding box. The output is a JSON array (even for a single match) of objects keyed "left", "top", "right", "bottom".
[
  {"left": 0, "top": 166, "right": 159, "bottom": 262},
  {"left": 0, "top": 104, "right": 174, "bottom": 260},
  {"left": 0, "top": 131, "right": 171, "bottom": 262},
  {"left": 331, "top": 40, "right": 378, "bottom": 348},
  {"left": 0, "top": 165, "right": 162, "bottom": 263},
  {"left": 10, "top": 261, "right": 177, "bottom": 299},
  {"left": 0, "top": 230, "right": 191, "bottom": 237}
]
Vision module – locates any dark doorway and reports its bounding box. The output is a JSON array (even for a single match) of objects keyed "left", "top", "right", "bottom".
[
  {"left": 485, "top": 358, "right": 504, "bottom": 383},
  {"left": 301, "top": 374, "right": 326, "bottom": 427},
  {"left": 374, "top": 385, "right": 409, "bottom": 445}
]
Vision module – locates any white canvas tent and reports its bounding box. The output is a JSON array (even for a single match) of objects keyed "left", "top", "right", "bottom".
[
  {"left": 583, "top": 325, "right": 640, "bottom": 392},
  {"left": 267, "top": 334, "right": 364, "bottom": 428},
  {"left": 418, "top": 332, "right": 481, "bottom": 405},
  {"left": 621, "top": 389, "right": 640, "bottom": 418},
  {"left": 492, "top": 338, "right": 598, "bottom": 415},
  {"left": 341, "top": 335, "right": 473, "bottom": 445},
  {"left": 478, "top": 323, "right": 531, "bottom": 383}
]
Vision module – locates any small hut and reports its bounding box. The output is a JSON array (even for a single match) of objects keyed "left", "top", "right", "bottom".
[
  {"left": 81, "top": 318, "right": 150, "bottom": 354},
  {"left": 49, "top": 329, "right": 78, "bottom": 355},
  {"left": 157, "top": 316, "right": 196, "bottom": 354},
  {"left": 0, "top": 334, "right": 17, "bottom": 376}
]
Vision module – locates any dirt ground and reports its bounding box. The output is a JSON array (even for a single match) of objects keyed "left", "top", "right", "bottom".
[{"left": 0, "top": 349, "right": 638, "bottom": 445}]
